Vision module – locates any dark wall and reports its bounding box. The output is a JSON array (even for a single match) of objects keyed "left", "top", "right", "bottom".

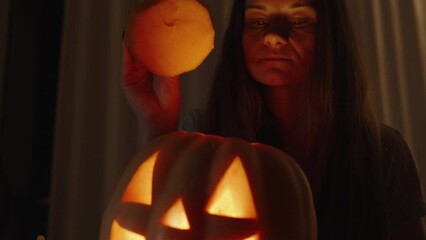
[{"left": 0, "top": 0, "right": 64, "bottom": 238}]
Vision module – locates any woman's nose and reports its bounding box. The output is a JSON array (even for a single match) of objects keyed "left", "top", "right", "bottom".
[{"left": 264, "top": 33, "right": 287, "bottom": 48}]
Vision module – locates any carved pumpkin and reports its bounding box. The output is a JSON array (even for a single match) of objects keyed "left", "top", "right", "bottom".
[
  {"left": 100, "top": 131, "right": 317, "bottom": 240},
  {"left": 124, "top": 0, "right": 215, "bottom": 77}
]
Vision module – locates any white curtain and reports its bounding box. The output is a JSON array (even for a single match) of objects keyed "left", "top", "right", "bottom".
[
  {"left": 47, "top": 0, "right": 138, "bottom": 239},
  {"left": 48, "top": 0, "right": 426, "bottom": 239},
  {"left": 346, "top": 0, "right": 426, "bottom": 191}
]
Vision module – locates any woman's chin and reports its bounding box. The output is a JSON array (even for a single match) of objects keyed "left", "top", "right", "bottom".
[{"left": 253, "top": 70, "right": 303, "bottom": 87}]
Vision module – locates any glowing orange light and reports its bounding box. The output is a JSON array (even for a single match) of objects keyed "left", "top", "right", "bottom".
[
  {"left": 121, "top": 151, "right": 159, "bottom": 205},
  {"left": 205, "top": 156, "right": 258, "bottom": 219},
  {"left": 110, "top": 220, "right": 146, "bottom": 240},
  {"left": 161, "top": 197, "right": 191, "bottom": 230},
  {"left": 244, "top": 233, "right": 260, "bottom": 240},
  {"left": 125, "top": 0, "right": 215, "bottom": 77}
]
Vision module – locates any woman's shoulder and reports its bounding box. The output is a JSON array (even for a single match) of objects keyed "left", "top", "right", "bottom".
[
  {"left": 380, "top": 124, "right": 422, "bottom": 176},
  {"left": 380, "top": 124, "right": 426, "bottom": 226},
  {"left": 381, "top": 125, "right": 412, "bottom": 156}
]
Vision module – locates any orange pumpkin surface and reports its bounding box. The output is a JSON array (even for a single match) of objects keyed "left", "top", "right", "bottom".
[
  {"left": 100, "top": 131, "right": 317, "bottom": 240},
  {"left": 125, "top": 0, "right": 215, "bottom": 77}
]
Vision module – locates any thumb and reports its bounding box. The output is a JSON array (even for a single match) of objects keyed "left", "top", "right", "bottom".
[{"left": 152, "top": 74, "right": 181, "bottom": 108}]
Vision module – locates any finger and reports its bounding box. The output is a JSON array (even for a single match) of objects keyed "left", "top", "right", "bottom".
[
  {"left": 152, "top": 74, "right": 181, "bottom": 107},
  {"left": 122, "top": 41, "right": 145, "bottom": 73},
  {"left": 121, "top": 41, "right": 151, "bottom": 86},
  {"left": 122, "top": 41, "right": 133, "bottom": 74}
]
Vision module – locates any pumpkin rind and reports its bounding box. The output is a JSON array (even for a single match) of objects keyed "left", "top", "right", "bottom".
[
  {"left": 100, "top": 131, "right": 317, "bottom": 240},
  {"left": 124, "top": 0, "right": 215, "bottom": 77}
]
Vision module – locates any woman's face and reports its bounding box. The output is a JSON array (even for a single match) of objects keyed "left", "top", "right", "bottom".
[{"left": 242, "top": 0, "right": 317, "bottom": 87}]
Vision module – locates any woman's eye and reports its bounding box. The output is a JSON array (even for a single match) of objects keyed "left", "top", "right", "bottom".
[
  {"left": 289, "top": 19, "right": 309, "bottom": 27},
  {"left": 247, "top": 18, "right": 268, "bottom": 28},
  {"left": 288, "top": 16, "right": 316, "bottom": 28},
  {"left": 291, "top": 20, "right": 306, "bottom": 25},
  {"left": 254, "top": 20, "right": 267, "bottom": 26}
]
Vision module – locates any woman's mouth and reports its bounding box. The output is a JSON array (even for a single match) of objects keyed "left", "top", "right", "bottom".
[{"left": 258, "top": 57, "right": 292, "bottom": 62}]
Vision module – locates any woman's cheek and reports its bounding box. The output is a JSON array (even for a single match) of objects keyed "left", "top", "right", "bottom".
[{"left": 243, "top": 34, "right": 260, "bottom": 64}]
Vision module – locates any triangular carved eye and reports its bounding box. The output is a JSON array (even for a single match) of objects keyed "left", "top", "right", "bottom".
[
  {"left": 205, "top": 156, "right": 258, "bottom": 219},
  {"left": 122, "top": 151, "right": 159, "bottom": 205},
  {"left": 110, "top": 220, "right": 146, "bottom": 240},
  {"left": 161, "top": 197, "right": 191, "bottom": 230}
]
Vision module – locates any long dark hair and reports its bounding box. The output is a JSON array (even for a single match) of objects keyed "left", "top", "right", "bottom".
[
  {"left": 205, "top": 0, "right": 386, "bottom": 239},
  {"left": 204, "top": 0, "right": 262, "bottom": 140}
]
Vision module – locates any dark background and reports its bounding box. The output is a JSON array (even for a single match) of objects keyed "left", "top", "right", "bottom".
[{"left": 0, "top": 0, "right": 64, "bottom": 238}]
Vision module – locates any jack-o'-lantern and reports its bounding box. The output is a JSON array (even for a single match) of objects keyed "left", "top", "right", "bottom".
[
  {"left": 124, "top": 0, "right": 215, "bottom": 77},
  {"left": 100, "top": 131, "right": 317, "bottom": 239}
]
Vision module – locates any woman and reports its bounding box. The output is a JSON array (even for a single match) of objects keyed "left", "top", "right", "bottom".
[{"left": 121, "top": 0, "right": 426, "bottom": 238}]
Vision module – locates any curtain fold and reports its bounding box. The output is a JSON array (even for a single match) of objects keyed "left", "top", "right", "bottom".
[
  {"left": 48, "top": 0, "right": 139, "bottom": 239},
  {"left": 48, "top": 0, "right": 426, "bottom": 239},
  {"left": 348, "top": 0, "right": 426, "bottom": 190}
]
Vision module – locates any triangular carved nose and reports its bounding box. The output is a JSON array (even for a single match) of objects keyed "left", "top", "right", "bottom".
[{"left": 161, "top": 197, "right": 191, "bottom": 230}]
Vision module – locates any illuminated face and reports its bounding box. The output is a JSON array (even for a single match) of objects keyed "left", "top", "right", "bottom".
[
  {"left": 101, "top": 132, "right": 317, "bottom": 240},
  {"left": 242, "top": 0, "right": 317, "bottom": 87}
]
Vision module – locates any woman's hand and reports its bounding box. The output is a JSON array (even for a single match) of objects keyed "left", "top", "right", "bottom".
[{"left": 121, "top": 42, "right": 181, "bottom": 146}]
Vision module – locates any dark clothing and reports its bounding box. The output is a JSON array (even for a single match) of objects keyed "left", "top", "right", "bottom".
[
  {"left": 180, "top": 115, "right": 426, "bottom": 238},
  {"left": 316, "top": 125, "right": 426, "bottom": 239},
  {"left": 381, "top": 125, "right": 426, "bottom": 226}
]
